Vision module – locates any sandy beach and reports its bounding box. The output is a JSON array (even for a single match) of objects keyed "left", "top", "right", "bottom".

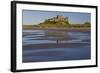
[{"left": 23, "top": 28, "right": 90, "bottom": 32}]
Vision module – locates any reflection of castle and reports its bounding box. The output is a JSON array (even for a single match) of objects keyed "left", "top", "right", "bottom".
[{"left": 47, "top": 15, "right": 68, "bottom": 22}]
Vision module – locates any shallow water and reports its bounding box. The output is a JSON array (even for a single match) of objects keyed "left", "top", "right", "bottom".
[{"left": 22, "top": 30, "right": 91, "bottom": 62}]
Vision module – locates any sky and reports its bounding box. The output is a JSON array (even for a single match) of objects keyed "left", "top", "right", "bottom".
[{"left": 22, "top": 10, "right": 91, "bottom": 25}]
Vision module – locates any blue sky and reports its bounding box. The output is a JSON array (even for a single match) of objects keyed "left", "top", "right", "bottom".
[{"left": 23, "top": 10, "right": 91, "bottom": 25}]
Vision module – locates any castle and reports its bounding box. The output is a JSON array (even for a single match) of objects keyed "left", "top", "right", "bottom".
[{"left": 47, "top": 15, "right": 69, "bottom": 22}]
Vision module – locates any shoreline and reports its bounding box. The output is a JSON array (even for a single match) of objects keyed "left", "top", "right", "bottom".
[{"left": 23, "top": 28, "right": 90, "bottom": 32}]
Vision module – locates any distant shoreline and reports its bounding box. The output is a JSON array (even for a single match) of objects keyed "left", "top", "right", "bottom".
[{"left": 23, "top": 27, "right": 90, "bottom": 32}]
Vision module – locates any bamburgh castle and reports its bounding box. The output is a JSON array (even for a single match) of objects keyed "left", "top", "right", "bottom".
[
  {"left": 23, "top": 15, "right": 90, "bottom": 29},
  {"left": 47, "top": 15, "right": 69, "bottom": 22}
]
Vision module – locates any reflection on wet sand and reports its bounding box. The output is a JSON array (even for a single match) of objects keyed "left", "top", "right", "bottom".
[{"left": 23, "top": 30, "right": 91, "bottom": 63}]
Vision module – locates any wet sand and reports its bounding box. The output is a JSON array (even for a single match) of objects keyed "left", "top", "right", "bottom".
[
  {"left": 22, "top": 29, "right": 91, "bottom": 62},
  {"left": 23, "top": 43, "right": 90, "bottom": 50}
]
